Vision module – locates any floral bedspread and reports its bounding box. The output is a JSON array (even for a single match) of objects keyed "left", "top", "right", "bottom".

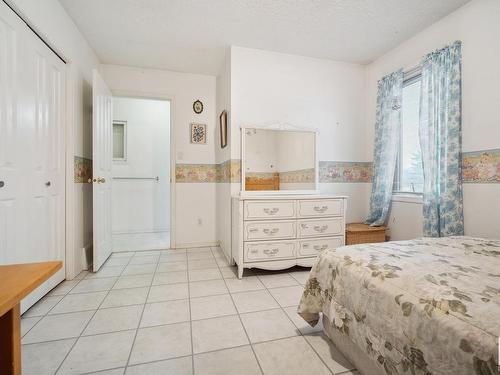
[{"left": 298, "top": 236, "right": 500, "bottom": 375}]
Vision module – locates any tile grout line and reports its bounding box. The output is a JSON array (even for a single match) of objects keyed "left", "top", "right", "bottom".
[
  {"left": 260, "top": 274, "right": 340, "bottom": 375},
  {"left": 21, "top": 314, "right": 322, "bottom": 354},
  {"left": 123, "top": 251, "right": 162, "bottom": 369},
  {"left": 53, "top": 253, "right": 135, "bottom": 374},
  {"left": 210, "top": 246, "right": 265, "bottom": 375},
  {"left": 258, "top": 273, "right": 336, "bottom": 375},
  {"left": 21, "top": 276, "right": 86, "bottom": 339},
  {"left": 186, "top": 248, "right": 196, "bottom": 375},
  {"left": 23, "top": 248, "right": 349, "bottom": 374}
]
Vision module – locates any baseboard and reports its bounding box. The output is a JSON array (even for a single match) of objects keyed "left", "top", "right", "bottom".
[
  {"left": 112, "top": 229, "right": 170, "bottom": 235},
  {"left": 174, "top": 241, "right": 219, "bottom": 249}
]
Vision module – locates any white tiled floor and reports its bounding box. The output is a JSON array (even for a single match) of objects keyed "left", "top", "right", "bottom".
[
  {"left": 21, "top": 246, "right": 358, "bottom": 375},
  {"left": 112, "top": 231, "right": 170, "bottom": 252}
]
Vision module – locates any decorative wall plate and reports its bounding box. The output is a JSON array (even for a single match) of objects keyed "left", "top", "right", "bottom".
[{"left": 193, "top": 100, "right": 204, "bottom": 114}]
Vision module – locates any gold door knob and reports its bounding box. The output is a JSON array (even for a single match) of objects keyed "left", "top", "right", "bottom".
[{"left": 97, "top": 177, "right": 106, "bottom": 183}]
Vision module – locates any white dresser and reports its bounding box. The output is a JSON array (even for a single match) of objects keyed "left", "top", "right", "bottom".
[{"left": 231, "top": 195, "right": 347, "bottom": 278}]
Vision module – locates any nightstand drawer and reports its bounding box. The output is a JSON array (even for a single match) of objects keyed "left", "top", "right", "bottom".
[
  {"left": 244, "top": 241, "right": 296, "bottom": 262},
  {"left": 298, "top": 218, "right": 344, "bottom": 238},
  {"left": 244, "top": 221, "right": 296, "bottom": 241},
  {"left": 244, "top": 200, "right": 295, "bottom": 220},
  {"left": 298, "top": 236, "right": 344, "bottom": 257},
  {"left": 297, "top": 199, "right": 343, "bottom": 218}
]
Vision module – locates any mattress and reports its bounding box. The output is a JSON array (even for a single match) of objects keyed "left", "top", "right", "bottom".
[{"left": 298, "top": 236, "right": 500, "bottom": 375}]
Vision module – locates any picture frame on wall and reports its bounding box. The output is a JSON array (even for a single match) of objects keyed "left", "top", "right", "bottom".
[
  {"left": 219, "top": 110, "right": 228, "bottom": 149},
  {"left": 190, "top": 123, "right": 207, "bottom": 144}
]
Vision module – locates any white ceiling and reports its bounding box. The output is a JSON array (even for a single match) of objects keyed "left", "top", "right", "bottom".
[{"left": 59, "top": 0, "right": 469, "bottom": 76}]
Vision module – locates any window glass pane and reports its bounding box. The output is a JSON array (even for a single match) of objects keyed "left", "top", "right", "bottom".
[
  {"left": 113, "top": 122, "right": 125, "bottom": 159},
  {"left": 400, "top": 80, "right": 423, "bottom": 193}
]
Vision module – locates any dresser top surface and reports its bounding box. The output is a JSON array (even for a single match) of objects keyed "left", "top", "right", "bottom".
[{"left": 233, "top": 194, "right": 348, "bottom": 201}]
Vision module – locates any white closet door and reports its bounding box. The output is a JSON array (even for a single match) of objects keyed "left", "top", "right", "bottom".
[
  {"left": 0, "top": 2, "right": 25, "bottom": 267},
  {"left": 92, "top": 69, "right": 113, "bottom": 271},
  {"left": 0, "top": 2, "right": 66, "bottom": 313}
]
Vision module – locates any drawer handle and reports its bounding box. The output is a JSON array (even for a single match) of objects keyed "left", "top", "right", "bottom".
[
  {"left": 301, "top": 223, "right": 308, "bottom": 229},
  {"left": 263, "top": 248, "right": 279, "bottom": 256},
  {"left": 313, "top": 205, "right": 328, "bottom": 213},
  {"left": 263, "top": 207, "right": 280, "bottom": 215},
  {"left": 313, "top": 225, "right": 328, "bottom": 233},
  {"left": 263, "top": 228, "right": 279, "bottom": 235},
  {"left": 249, "top": 228, "right": 259, "bottom": 233},
  {"left": 313, "top": 244, "right": 328, "bottom": 251}
]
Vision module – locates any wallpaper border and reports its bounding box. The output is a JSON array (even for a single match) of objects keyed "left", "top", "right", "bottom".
[
  {"left": 462, "top": 148, "right": 500, "bottom": 183},
  {"left": 74, "top": 156, "right": 92, "bottom": 183},
  {"left": 175, "top": 160, "right": 373, "bottom": 183},
  {"left": 318, "top": 161, "right": 373, "bottom": 183},
  {"left": 76, "top": 148, "right": 500, "bottom": 184}
]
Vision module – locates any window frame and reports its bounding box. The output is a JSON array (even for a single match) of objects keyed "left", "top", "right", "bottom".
[
  {"left": 112, "top": 120, "right": 128, "bottom": 162},
  {"left": 393, "top": 68, "right": 423, "bottom": 197}
]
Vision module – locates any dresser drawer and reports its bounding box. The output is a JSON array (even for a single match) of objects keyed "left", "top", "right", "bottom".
[
  {"left": 244, "top": 200, "right": 295, "bottom": 220},
  {"left": 244, "top": 220, "right": 296, "bottom": 241},
  {"left": 298, "top": 218, "right": 344, "bottom": 238},
  {"left": 298, "top": 236, "right": 344, "bottom": 257},
  {"left": 297, "top": 199, "right": 343, "bottom": 218},
  {"left": 244, "top": 241, "right": 296, "bottom": 262}
]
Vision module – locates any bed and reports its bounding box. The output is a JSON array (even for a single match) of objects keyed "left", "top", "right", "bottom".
[{"left": 298, "top": 236, "right": 500, "bottom": 375}]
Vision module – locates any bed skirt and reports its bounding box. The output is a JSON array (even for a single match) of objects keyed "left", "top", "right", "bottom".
[{"left": 323, "top": 315, "right": 385, "bottom": 375}]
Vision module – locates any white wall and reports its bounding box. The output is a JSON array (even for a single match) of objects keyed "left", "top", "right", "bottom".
[
  {"left": 101, "top": 65, "right": 217, "bottom": 247},
  {"left": 112, "top": 97, "right": 170, "bottom": 234},
  {"left": 231, "top": 47, "right": 367, "bottom": 164},
  {"left": 9, "top": 0, "right": 100, "bottom": 278},
  {"left": 216, "top": 46, "right": 369, "bottom": 262},
  {"left": 215, "top": 50, "right": 233, "bottom": 260},
  {"left": 230, "top": 46, "right": 369, "bottom": 223},
  {"left": 365, "top": 0, "right": 500, "bottom": 240}
]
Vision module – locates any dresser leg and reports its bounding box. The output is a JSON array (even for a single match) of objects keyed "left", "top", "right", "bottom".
[{"left": 237, "top": 266, "right": 244, "bottom": 279}]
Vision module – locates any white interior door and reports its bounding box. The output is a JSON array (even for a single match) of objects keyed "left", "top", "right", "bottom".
[
  {"left": 92, "top": 69, "right": 113, "bottom": 271},
  {"left": 0, "top": 2, "right": 66, "bottom": 312}
]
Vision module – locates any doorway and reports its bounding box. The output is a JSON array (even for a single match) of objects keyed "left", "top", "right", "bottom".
[{"left": 110, "top": 97, "right": 171, "bottom": 252}]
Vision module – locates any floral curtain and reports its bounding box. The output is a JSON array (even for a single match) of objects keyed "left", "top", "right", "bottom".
[
  {"left": 366, "top": 70, "right": 403, "bottom": 226},
  {"left": 419, "top": 41, "right": 464, "bottom": 237}
]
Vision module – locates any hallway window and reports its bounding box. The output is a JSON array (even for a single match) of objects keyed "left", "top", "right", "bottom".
[{"left": 113, "top": 121, "right": 127, "bottom": 160}]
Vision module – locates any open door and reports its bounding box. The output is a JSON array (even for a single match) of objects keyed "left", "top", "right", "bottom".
[{"left": 92, "top": 69, "right": 113, "bottom": 271}]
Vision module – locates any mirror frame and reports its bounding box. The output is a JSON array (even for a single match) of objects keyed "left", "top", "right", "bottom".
[{"left": 240, "top": 124, "right": 319, "bottom": 196}]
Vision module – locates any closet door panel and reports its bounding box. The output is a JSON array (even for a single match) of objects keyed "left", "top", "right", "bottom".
[
  {"left": 22, "top": 32, "right": 66, "bottom": 311},
  {"left": 0, "top": 2, "right": 28, "bottom": 266}
]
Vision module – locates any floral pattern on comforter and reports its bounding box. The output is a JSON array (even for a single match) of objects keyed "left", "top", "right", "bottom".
[{"left": 298, "top": 236, "right": 500, "bottom": 375}]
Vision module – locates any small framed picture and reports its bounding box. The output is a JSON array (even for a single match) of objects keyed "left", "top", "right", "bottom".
[
  {"left": 219, "top": 110, "right": 228, "bottom": 149},
  {"left": 190, "top": 123, "right": 207, "bottom": 144},
  {"left": 193, "top": 100, "right": 203, "bottom": 114}
]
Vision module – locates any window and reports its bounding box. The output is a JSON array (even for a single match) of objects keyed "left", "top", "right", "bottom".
[
  {"left": 394, "top": 74, "right": 424, "bottom": 194},
  {"left": 113, "top": 121, "right": 127, "bottom": 160}
]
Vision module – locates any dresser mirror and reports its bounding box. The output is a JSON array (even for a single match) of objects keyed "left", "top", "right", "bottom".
[{"left": 241, "top": 126, "right": 318, "bottom": 194}]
